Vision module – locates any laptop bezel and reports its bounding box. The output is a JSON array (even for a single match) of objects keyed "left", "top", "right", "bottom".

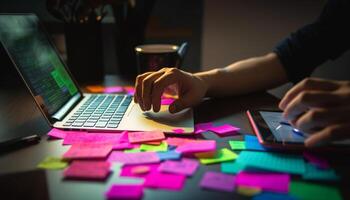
[{"left": 0, "top": 13, "right": 84, "bottom": 126}]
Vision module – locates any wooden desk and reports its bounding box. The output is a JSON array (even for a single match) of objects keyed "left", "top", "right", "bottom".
[{"left": 0, "top": 75, "right": 349, "bottom": 200}]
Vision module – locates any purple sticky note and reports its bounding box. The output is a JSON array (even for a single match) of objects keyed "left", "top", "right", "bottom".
[
  {"left": 120, "top": 163, "right": 160, "bottom": 178},
  {"left": 161, "top": 98, "right": 175, "bottom": 105},
  {"left": 63, "top": 143, "right": 113, "bottom": 159},
  {"left": 63, "top": 132, "right": 122, "bottom": 145},
  {"left": 108, "top": 151, "right": 160, "bottom": 165},
  {"left": 175, "top": 140, "right": 216, "bottom": 154},
  {"left": 124, "top": 86, "right": 135, "bottom": 96},
  {"left": 200, "top": 171, "right": 235, "bottom": 192},
  {"left": 194, "top": 122, "right": 214, "bottom": 134},
  {"left": 143, "top": 172, "right": 186, "bottom": 191},
  {"left": 158, "top": 158, "right": 199, "bottom": 176},
  {"left": 303, "top": 152, "right": 330, "bottom": 169},
  {"left": 47, "top": 128, "right": 68, "bottom": 139},
  {"left": 105, "top": 184, "right": 143, "bottom": 200},
  {"left": 172, "top": 128, "right": 185, "bottom": 134},
  {"left": 64, "top": 161, "right": 110, "bottom": 180},
  {"left": 103, "top": 86, "right": 124, "bottom": 93},
  {"left": 209, "top": 124, "right": 240, "bottom": 135},
  {"left": 235, "top": 171, "right": 290, "bottom": 193}
]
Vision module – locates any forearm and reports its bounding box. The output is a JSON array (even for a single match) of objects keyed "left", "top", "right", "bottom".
[{"left": 195, "top": 53, "right": 288, "bottom": 97}]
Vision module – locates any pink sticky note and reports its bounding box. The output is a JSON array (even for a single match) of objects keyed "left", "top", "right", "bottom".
[
  {"left": 143, "top": 172, "right": 186, "bottom": 191},
  {"left": 161, "top": 98, "right": 175, "bottom": 105},
  {"left": 113, "top": 142, "right": 137, "bottom": 150},
  {"left": 64, "top": 161, "right": 110, "bottom": 180},
  {"left": 200, "top": 171, "right": 235, "bottom": 192},
  {"left": 63, "top": 132, "right": 122, "bottom": 145},
  {"left": 105, "top": 184, "right": 144, "bottom": 200},
  {"left": 103, "top": 86, "right": 124, "bottom": 93},
  {"left": 175, "top": 140, "right": 216, "bottom": 154},
  {"left": 63, "top": 143, "right": 113, "bottom": 159},
  {"left": 120, "top": 163, "right": 160, "bottom": 178},
  {"left": 128, "top": 131, "right": 165, "bottom": 144},
  {"left": 166, "top": 137, "right": 198, "bottom": 147},
  {"left": 172, "top": 128, "right": 185, "bottom": 134},
  {"left": 158, "top": 158, "right": 199, "bottom": 176},
  {"left": 108, "top": 151, "right": 160, "bottom": 165},
  {"left": 235, "top": 171, "right": 290, "bottom": 193},
  {"left": 119, "top": 131, "right": 129, "bottom": 143},
  {"left": 124, "top": 86, "right": 135, "bottom": 95},
  {"left": 47, "top": 128, "right": 67, "bottom": 139},
  {"left": 194, "top": 122, "right": 214, "bottom": 134},
  {"left": 209, "top": 124, "right": 240, "bottom": 135},
  {"left": 303, "top": 152, "right": 330, "bottom": 169}
]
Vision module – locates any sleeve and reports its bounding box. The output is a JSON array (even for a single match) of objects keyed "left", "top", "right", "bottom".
[{"left": 274, "top": 0, "right": 350, "bottom": 83}]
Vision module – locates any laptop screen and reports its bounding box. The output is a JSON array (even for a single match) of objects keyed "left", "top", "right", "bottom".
[{"left": 0, "top": 14, "right": 80, "bottom": 117}]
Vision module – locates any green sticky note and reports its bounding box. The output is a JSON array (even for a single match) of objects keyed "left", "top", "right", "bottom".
[
  {"left": 37, "top": 156, "right": 68, "bottom": 170},
  {"left": 221, "top": 161, "right": 245, "bottom": 174},
  {"left": 229, "top": 140, "right": 246, "bottom": 150},
  {"left": 198, "top": 148, "right": 237, "bottom": 165},
  {"left": 303, "top": 163, "right": 340, "bottom": 181},
  {"left": 236, "top": 151, "right": 305, "bottom": 174},
  {"left": 124, "top": 148, "right": 142, "bottom": 153},
  {"left": 290, "top": 181, "right": 342, "bottom": 200},
  {"left": 140, "top": 142, "right": 168, "bottom": 152}
]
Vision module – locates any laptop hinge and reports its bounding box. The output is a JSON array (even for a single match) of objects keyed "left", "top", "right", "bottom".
[{"left": 52, "top": 93, "right": 81, "bottom": 121}]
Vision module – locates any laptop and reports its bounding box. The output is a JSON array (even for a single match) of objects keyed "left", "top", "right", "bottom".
[{"left": 0, "top": 14, "right": 194, "bottom": 133}]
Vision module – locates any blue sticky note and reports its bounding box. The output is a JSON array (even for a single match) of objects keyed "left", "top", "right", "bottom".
[
  {"left": 236, "top": 151, "right": 306, "bottom": 175},
  {"left": 157, "top": 150, "right": 181, "bottom": 161},
  {"left": 253, "top": 192, "right": 298, "bottom": 200},
  {"left": 302, "top": 163, "right": 340, "bottom": 181},
  {"left": 244, "top": 135, "right": 266, "bottom": 151},
  {"left": 221, "top": 161, "right": 245, "bottom": 174}
]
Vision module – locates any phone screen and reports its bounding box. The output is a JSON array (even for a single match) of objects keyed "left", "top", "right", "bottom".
[{"left": 259, "top": 111, "right": 305, "bottom": 143}]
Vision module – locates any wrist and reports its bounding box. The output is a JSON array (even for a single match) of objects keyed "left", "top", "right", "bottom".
[{"left": 194, "top": 68, "right": 223, "bottom": 97}]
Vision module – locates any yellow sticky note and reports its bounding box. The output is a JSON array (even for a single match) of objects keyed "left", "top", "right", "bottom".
[
  {"left": 124, "top": 148, "right": 142, "bottom": 153},
  {"left": 237, "top": 186, "right": 262, "bottom": 196},
  {"left": 37, "top": 156, "right": 68, "bottom": 170},
  {"left": 140, "top": 141, "right": 168, "bottom": 152},
  {"left": 197, "top": 148, "right": 237, "bottom": 165},
  {"left": 229, "top": 140, "right": 246, "bottom": 150}
]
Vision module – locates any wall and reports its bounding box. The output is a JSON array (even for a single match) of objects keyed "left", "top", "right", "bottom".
[{"left": 202, "top": 0, "right": 350, "bottom": 97}]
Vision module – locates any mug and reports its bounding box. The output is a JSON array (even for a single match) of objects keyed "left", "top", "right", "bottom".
[{"left": 135, "top": 42, "right": 188, "bottom": 74}]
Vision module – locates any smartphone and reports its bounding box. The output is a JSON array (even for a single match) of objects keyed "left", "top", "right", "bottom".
[{"left": 246, "top": 109, "right": 350, "bottom": 151}]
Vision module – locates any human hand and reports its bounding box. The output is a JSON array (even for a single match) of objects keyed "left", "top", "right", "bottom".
[
  {"left": 134, "top": 68, "right": 207, "bottom": 113},
  {"left": 279, "top": 78, "right": 350, "bottom": 147}
]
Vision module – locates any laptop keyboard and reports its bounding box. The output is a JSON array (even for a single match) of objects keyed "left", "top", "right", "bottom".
[{"left": 63, "top": 94, "right": 132, "bottom": 128}]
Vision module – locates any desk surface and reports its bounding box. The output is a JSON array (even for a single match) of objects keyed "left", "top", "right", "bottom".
[{"left": 0, "top": 75, "right": 349, "bottom": 200}]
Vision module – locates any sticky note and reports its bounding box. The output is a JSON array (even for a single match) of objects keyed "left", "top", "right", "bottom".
[
  {"left": 166, "top": 137, "right": 197, "bottom": 147},
  {"left": 172, "top": 128, "right": 185, "bottom": 134},
  {"left": 253, "top": 192, "right": 297, "bottom": 200},
  {"left": 64, "top": 161, "right": 110, "bottom": 180},
  {"left": 194, "top": 151, "right": 216, "bottom": 158},
  {"left": 229, "top": 140, "right": 246, "bottom": 150},
  {"left": 158, "top": 158, "right": 199, "bottom": 176},
  {"left": 103, "top": 86, "right": 123, "bottom": 93},
  {"left": 290, "top": 181, "right": 342, "bottom": 200},
  {"left": 200, "top": 171, "right": 235, "bottom": 192},
  {"left": 120, "top": 163, "right": 160, "bottom": 178},
  {"left": 235, "top": 171, "right": 290, "bottom": 193},
  {"left": 221, "top": 161, "right": 245, "bottom": 174},
  {"left": 157, "top": 150, "right": 181, "bottom": 161},
  {"left": 143, "top": 172, "right": 186, "bottom": 191},
  {"left": 176, "top": 140, "right": 216, "bottom": 154},
  {"left": 237, "top": 186, "right": 262, "bottom": 196},
  {"left": 244, "top": 135, "right": 266, "bottom": 151},
  {"left": 128, "top": 131, "right": 165, "bottom": 144},
  {"left": 86, "top": 85, "right": 104, "bottom": 93},
  {"left": 161, "top": 98, "right": 175, "bottom": 105},
  {"left": 236, "top": 151, "right": 305, "bottom": 175},
  {"left": 63, "top": 132, "right": 122, "bottom": 145},
  {"left": 303, "top": 152, "right": 330, "bottom": 169},
  {"left": 105, "top": 184, "right": 143, "bottom": 200},
  {"left": 108, "top": 151, "right": 160, "bottom": 165},
  {"left": 63, "top": 143, "right": 113, "bottom": 159},
  {"left": 37, "top": 156, "right": 68, "bottom": 170},
  {"left": 198, "top": 148, "right": 237, "bottom": 165},
  {"left": 194, "top": 122, "right": 213, "bottom": 134},
  {"left": 302, "top": 163, "right": 339, "bottom": 181},
  {"left": 209, "top": 124, "right": 240, "bottom": 135},
  {"left": 113, "top": 142, "right": 136, "bottom": 150},
  {"left": 124, "top": 86, "right": 135, "bottom": 95},
  {"left": 143, "top": 141, "right": 162, "bottom": 145},
  {"left": 124, "top": 148, "right": 142, "bottom": 153},
  {"left": 140, "top": 141, "right": 168, "bottom": 152},
  {"left": 47, "top": 128, "right": 67, "bottom": 139}
]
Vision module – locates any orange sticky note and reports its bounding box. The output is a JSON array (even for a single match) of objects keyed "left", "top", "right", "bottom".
[{"left": 128, "top": 131, "right": 165, "bottom": 144}]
